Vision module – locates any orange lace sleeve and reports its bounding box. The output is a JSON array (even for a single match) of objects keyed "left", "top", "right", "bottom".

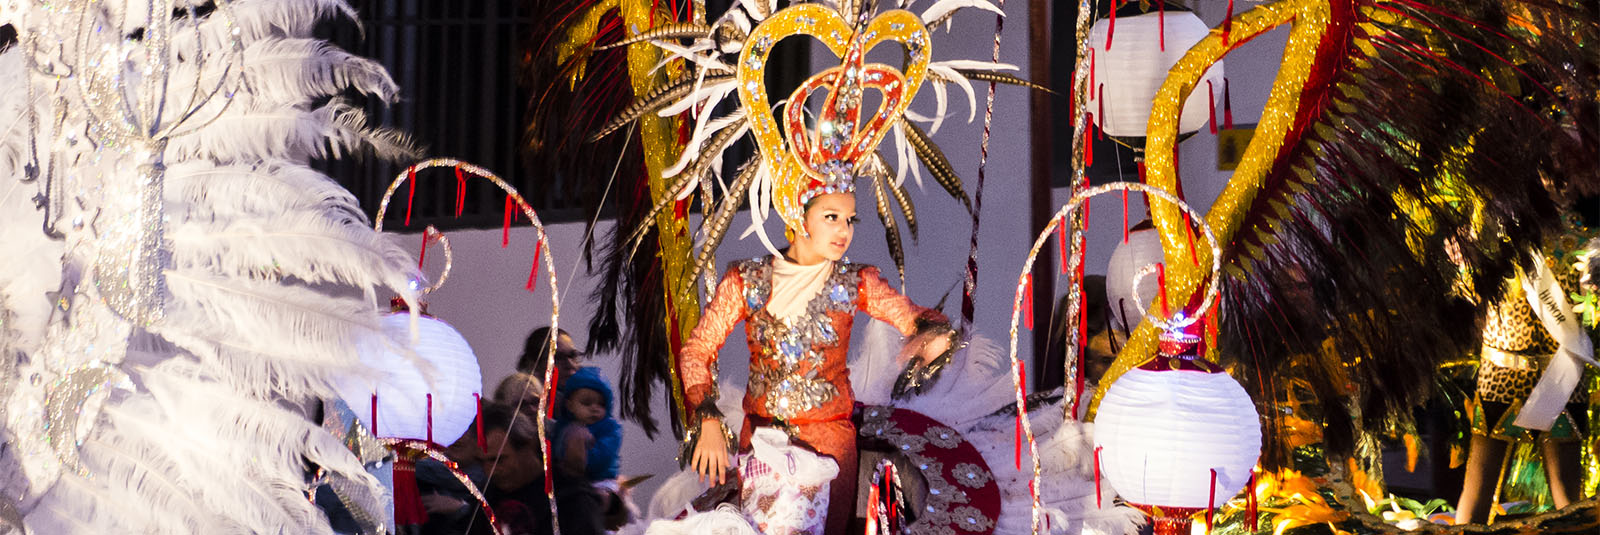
[
  {"left": 679, "top": 266, "right": 748, "bottom": 413},
  {"left": 856, "top": 266, "right": 948, "bottom": 336}
]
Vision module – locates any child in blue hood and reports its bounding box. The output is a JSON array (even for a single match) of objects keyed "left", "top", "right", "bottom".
[{"left": 550, "top": 366, "right": 626, "bottom": 533}]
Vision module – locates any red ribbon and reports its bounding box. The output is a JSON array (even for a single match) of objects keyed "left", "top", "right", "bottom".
[
  {"left": 1208, "top": 468, "right": 1218, "bottom": 533},
  {"left": 1096, "top": 84, "right": 1105, "bottom": 140},
  {"left": 1057, "top": 216, "right": 1068, "bottom": 275},
  {"left": 475, "top": 393, "right": 486, "bottom": 454},
  {"left": 418, "top": 232, "right": 428, "bottom": 269},
  {"left": 1022, "top": 273, "right": 1034, "bottom": 330},
  {"left": 1121, "top": 189, "right": 1129, "bottom": 243},
  {"left": 1093, "top": 446, "right": 1103, "bottom": 508},
  {"left": 1224, "top": 0, "right": 1235, "bottom": 45},
  {"left": 526, "top": 240, "right": 543, "bottom": 291},
  {"left": 453, "top": 164, "right": 466, "bottom": 217},
  {"left": 425, "top": 393, "right": 434, "bottom": 445},
  {"left": 1085, "top": 116, "right": 1095, "bottom": 167},
  {"left": 404, "top": 167, "right": 416, "bottom": 227},
  {"left": 1247, "top": 469, "right": 1259, "bottom": 528},
  {"left": 370, "top": 393, "right": 379, "bottom": 436},
  {"left": 1158, "top": 0, "right": 1166, "bottom": 50},
  {"left": 1207, "top": 80, "right": 1218, "bottom": 134},
  {"left": 1106, "top": 0, "right": 1116, "bottom": 50},
  {"left": 1014, "top": 363, "right": 1027, "bottom": 470},
  {"left": 1224, "top": 77, "right": 1235, "bottom": 130},
  {"left": 502, "top": 195, "right": 513, "bottom": 248},
  {"left": 1157, "top": 263, "right": 1169, "bottom": 317}
]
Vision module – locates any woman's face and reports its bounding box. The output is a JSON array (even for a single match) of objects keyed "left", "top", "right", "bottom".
[{"left": 791, "top": 192, "right": 857, "bottom": 263}]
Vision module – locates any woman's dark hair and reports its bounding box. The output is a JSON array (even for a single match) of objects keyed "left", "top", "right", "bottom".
[
  {"left": 479, "top": 402, "right": 538, "bottom": 450},
  {"left": 516, "top": 326, "right": 576, "bottom": 373}
]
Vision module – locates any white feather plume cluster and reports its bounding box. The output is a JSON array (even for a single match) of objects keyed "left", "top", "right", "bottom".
[{"left": 0, "top": 1, "right": 420, "bottom": 533}]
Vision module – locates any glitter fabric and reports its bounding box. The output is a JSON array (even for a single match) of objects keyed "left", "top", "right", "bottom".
[{"left": 1096, "top": 0, "right": 1324, "bottom": 417}]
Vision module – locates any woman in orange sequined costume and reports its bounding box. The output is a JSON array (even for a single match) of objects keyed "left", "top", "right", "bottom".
[{"left": 678, "top": 191, "right": 956, "bottom": 535}]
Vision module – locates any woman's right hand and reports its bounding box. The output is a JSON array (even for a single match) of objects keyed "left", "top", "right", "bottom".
[{"left": 691, "top": 418, "right": 730, "bottom": 485}]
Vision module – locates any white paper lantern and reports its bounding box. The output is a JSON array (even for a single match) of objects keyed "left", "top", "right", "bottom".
[
  {"left": 1105, "top": 228, "right": 1164, "bottom": 328},
  {"left": 1087, "top": 11, "right": 1225, "bottom": 137},
  {"left": 1093, "top": 362, "right": 1260, "bottom": 510},
  {"left": 335, "top": 312, "right": 483, "bottom": 444}
]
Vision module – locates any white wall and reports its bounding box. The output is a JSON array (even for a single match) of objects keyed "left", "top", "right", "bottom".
[{"left": 390, "top": 0, "right": 1287, "bottom": 510}]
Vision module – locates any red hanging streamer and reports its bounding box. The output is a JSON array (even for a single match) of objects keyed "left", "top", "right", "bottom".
[
  {"left": 1208, "top": 468, "right": 1218, "bottom": 533},
  {"left": 1096, "top": 84, "right": 1105, "bottom": 140},
  {"left": 1093, "top": 446, "right": 1103, "bottom": 508},
  {"left": 1207, "top": 80, "right": 1218, "bottom": 134},
  {"left": 1157, "top": 263, "right": 1169, "bottom": 317},
  {"left": 370, "top": 393, "right": 379, "bottom": 437},
  {"left": 453, "top": 165, "right": 466, "bottom": 217},
  {"left": 1158, "top": 0, "right": 1166, "bottom": 50},
  {"left": 1121, "top": 189, "right": 1129, "bottom": 243},
  {"left": 426, "top": 393, "right": 434, "bottom": 445},
  {"left": 1085, "top": 117, "right": 1096, "bottom": 167},
  {"left": 1224, "top": 0, "right": 1235, "bottom": 45},
  {"left": 1247, "top": 469, "right": 1259, "bottom": 528},
  {"left": 1056, "top": 217, "right": 1069, "bottom": 275},
  {"left": 1089, "top": 48, "right": 1095, "bottom": 95},
  {"left": 474, "top": 393, "right": 486, "bottom": 454},
  {"left": 1224, "top": 77, "right": 1235, "bottom": 130},
  {"left": 526, "top": 240, "right": 543, "bottom": 291},
  {"left": 404, "top": 167, "right": 416, "bottom": 227},
  {"left": 1105, "top": 0, "right": 1116, "bottom": 50},
  {"left": 1013, "top": 371, "right": 1025, "bottom": 470},
  {"left": 1022, "top": 273, "right": 1034, "bottom": 329},
  {"left": 418, "top": 232, "right": 429, "bottom": 269},
  {"left": 502, "top": 195, "right": 514, "bottom": 248}
]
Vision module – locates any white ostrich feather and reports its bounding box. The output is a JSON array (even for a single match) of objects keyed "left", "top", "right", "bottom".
[
  {"left": 215, "top": 38, "right": 399, "bottom": 105},
  {"left": 165, "top": 160, "right": 366, "bottom": 218},
  {"left": 166, "top": 98, "right": 417, "bottom": 164},
  {"left": 167, "top": 209, "right": 418, "bottom": 299},
  {"left": 179, "top": 0, "right": 359, "bottom": 54},
  {"left": 667, "top": 111, "right": 748, "bottom": 182},
  {"left": 919, "top": 0, "right": 1004, "bottom": 24}
]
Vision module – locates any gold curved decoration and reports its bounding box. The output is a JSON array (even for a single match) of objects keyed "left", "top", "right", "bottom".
[{"left": 1093, "top": 0, "right": 1331, "bottom": 417}]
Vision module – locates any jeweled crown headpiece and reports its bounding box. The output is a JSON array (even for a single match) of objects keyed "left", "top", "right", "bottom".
[{"left": 593, "top": 0, "right": 1040, "bottom": 284}]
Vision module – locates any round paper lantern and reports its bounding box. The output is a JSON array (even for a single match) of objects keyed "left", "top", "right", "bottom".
[
  {"left": 1105, "top": 228, "right": 1164, "bottom": 328},
  {"left": 1087, "top": 11, "right": 1225, "bottom": 137},
  {"left": 336, "top": 312, "right": 482, "bottom": 445},
  {"left": 1093, "top": 331, "right": 1260, "bottom": 534}
]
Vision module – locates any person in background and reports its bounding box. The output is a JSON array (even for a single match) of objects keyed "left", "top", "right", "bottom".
[
  {"left": 495, "top": 371, "right": 545, "bottom": 425},
  {"left": 549, "top": 367, "right": 628, "bottom": 534},
  {"left": 516, "top": 327, "right": 582, "bottom": 386},
  {"left": 426, "top": 402, "right": 552, "bottom": 535}
]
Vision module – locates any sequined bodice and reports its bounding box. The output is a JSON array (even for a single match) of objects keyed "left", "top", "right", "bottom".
[{"left": 739, "top": 257, "right": 864, "bottom": 420}]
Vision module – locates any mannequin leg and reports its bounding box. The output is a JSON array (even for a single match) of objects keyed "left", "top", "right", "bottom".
[
  {"left": 1455, "top": 434, "right": 1509, "bottom": 525},
  {"left": 1541, "top": 438, "right": 1584, "bottom": 508}
]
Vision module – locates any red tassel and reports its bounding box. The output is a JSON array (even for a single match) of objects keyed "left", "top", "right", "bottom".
[
  {"left": 1121, "top": 189, "right": 1129, "bottom": 243},
  {"left": 404, "top": 167, "right": 416, "bottom": 227},
  {"left": 544, "top": 443, "right": 555, "bottom": 494},
  {"left": 526, "top": 241, "right": 543, "bottom": 291},
  {"left": 1157, "top": 263, "right": 1169, "bottom": 318},
  {"left": 1207, "top": 80, "right": 1218, "bottom": 134},
  {"left": 1158, "top": 0, "right": 1166, "bottom": 50},
  {"left": 1022, "top": 273, "right": 1034, "bottom": 329},
  {"left": 418, "top": 232, "right": 428, "bottom": 269},
  {"left": 1093, "top": 446, "right": 1103, "bottom": 508},
  {"left": 475, "top": 393, "right": 486, "bottom": 454},
  {"left": 1224, "top": 0, "right": 1235, "bottom": 45},
  {"left": 546, "top": 370, "right": 560, "bottom": 417},
  {"left": 1208, "top": 468, "right": 1218, "bottom": 533},
  {"left": 1085, "top": 117, "right": 1096, "bottom": 167},
  {"left": 1096, "top": 84, "right": 1105, "bottom": 140},
  {"left": 502, "top": 195, "right": 513, "bottom": 248},
  {"left": 1106, "top": 0, "right": 1116, "bottom": 50},
  {"left": 426, "top": 393, "right": 434, "bottom": 444},
  {"left": 1089, "top": 48, "right": 1096, "bottom": 95},
  {"left": 370, "top": 393, "right": 379, "bottom": 437},
  {"left": 1013, "top": 408, "right": 1023, "bottom": 469},
  {"left": 453, "top": 165, "right": 466, "bottom": 217},
  {"left": 1224, "top": 77, "right": 1235, "bottom": 130},
  {"left": 1247, "top": 469, "right": 1259, "bottom": 528},
  {"left": 1056, "top": 217, "right": 1068, "bottom": 275}
]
